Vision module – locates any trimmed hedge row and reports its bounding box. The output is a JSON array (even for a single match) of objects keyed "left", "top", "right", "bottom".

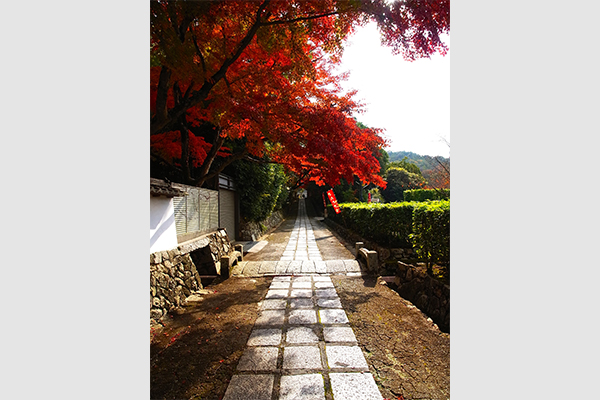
[
  {"left": 403, "top": 189, "right": 450, "bottom": 202},
  {"left": 327, "top": 202, "right": 419, "bottom": 248},
  {"left": 410, "top": 201, "right": 450, "bottom": 270},
  {"left": 327, "top": 200, "right": 450, "bottom": 266}
]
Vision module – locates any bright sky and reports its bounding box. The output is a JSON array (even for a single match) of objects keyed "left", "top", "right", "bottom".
[{"left": 337, "top": 22, "right": 450, "bottom": 158}]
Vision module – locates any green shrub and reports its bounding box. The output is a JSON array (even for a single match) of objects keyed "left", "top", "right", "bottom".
[
  {"left": 327, "top": 202, "right": 419, "bottom": 247},
  {"left": 404, "top": 189, "right": 450, "bottom": 202},
  {"left": 381, "top": 167, "right": 426, "bottom": 202},
  {"left": 327, "top": 200, "right": 450, "bottom": 276},
  {"left": 409, "top": 200, "right": 450, "bottom": 273},
  {"left": 231, "top": 160, "right": 288, "bottom": 222}
]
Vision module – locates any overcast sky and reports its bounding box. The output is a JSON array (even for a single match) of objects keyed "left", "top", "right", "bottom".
[{"left": 337, "top": 22, "right": 450, "bottom": 158}]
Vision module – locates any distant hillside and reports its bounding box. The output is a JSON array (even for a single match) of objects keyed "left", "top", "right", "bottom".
[{"left": 387, "top": 150, "right": 449, "bottom": 172}]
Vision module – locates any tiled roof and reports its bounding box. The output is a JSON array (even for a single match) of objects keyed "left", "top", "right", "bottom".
[{"left": 150, "top": 178, "right": 187, "bottom": 198}]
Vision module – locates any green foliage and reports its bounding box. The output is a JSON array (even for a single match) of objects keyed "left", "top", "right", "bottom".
[
  {"left": 389, "top": 156, "right": 422, "bottom": 176},
  {"left": 327, "top": 200, "right": 450, "bottom": 275},
  {"left": 404, "top": 189, "right": 450, "bottom": 202},
  {"left": 333, "top": 179, "right": 358, "bottom": 203},
  {"left": 230, "top": 160, "right": 289, "bottom": 222},
  {"left": 381, "top": 167, "right": 426, "bottom": 202},
  {"left": 409, "top": 200, "right": 450, "bottom": 273},
  {"left": 327, "top": 202, "right": 419, "bottom": 247}
]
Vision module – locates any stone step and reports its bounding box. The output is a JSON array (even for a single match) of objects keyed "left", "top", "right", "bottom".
[{"left": 231, "top": 259, "right": 363, "bottom": 277}]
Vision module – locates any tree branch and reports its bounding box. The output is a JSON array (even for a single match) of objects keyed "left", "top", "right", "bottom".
[
  {"left": 152, "top": 66, "right": 172, "bottom": 126},
  {"left": 151, "top": 0, "right": 271, "bottom": 136},
  {"left": 261, "top": 10, "right": 341, "bottom": 26},
  {"left": 193, "top": 132, "right": 227, "bottom": 187}
]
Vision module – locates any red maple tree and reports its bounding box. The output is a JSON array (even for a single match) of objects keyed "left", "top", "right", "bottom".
[{"left": 150, "top": 0, "right": 450, "bottom": 187}]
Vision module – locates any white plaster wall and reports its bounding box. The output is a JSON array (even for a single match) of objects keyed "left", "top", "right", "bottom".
[{"left": 150, "top": 196, "right": 179, "bottom": 254}]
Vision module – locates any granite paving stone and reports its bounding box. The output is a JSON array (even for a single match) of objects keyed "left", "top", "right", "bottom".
[
  {"left": 289, "top": 298, "right": 314, "bottom": 309},
  {"left": 322, "top": 326, "right": 357, "bottom": 343},
  {"left": 265, "top": 289, "right": 289, "bottom": 299},
  {"left": 247, "top": 328, "right": 282, "bottom": 346},
  {"left": 291, "top": 281, "right": 312, "bottom": 289},
  {"left": 279, "top": 374, "right": 325, "bottom": 400},
  {"left": 343, "top": 260, "right": 362, "bottom": 273},
  {"left": 325, "top": 346, "right": 369, "bottom": 370},
  {"left": 290, "top": 289, "right": 313, "bottom": 298},
  {"left": 315, "top": 288, "right": 338, "bottom": 298},
  {"left": 285, "top": 326, "right": 319, "bottom": 344},
  {"left": 270, "top": 281, "right": 291, "bottom": 289},
  {"left": 275, "top": 261, "right": 291, "bottom": 274},
  {"left": 236, "top": 347, "right": 279, "bottom": 371},
  {"left": 314, "top": 261, "right": 327, "bottom": 273},
  {"left": 319, "top": 309, "right": 349, "bottom": 324},
  {"left": 259, "top": 260, "right": 277, "bottom": 274},
  {"left": 283, "top": 346, "right": 323, "bottom": 370},
  {"left": 316, "top": 298, "right": 343, "bottom": 308},
  {"left": 314, "top": 281, "right": 334, "bottom": 289},
  {"left": 329, "top": 373, "right": 383, "bottom": 400},
  {"left": 301, "top": 260, "right": 317, "bottom": 273},
  {"left": 325, "top": 260, "right": 346, "bottom": 274},
  {"left": 293, "top": 276, "right": 312, "bottom": 282},
  {"left": 261, "top": 299, "right": 287, "bottom": 310},
  {"left": 222, "top": 374, "right": 274, "bottom": 400},
  {"left": 288, "top": 309, "right": 318, "bottom": 324},
  {"left": 287, "top": 260, "right": 303, "bottom": 273},
  {"left": 255, "top": 309, "right": 286, "bottom": 325}
]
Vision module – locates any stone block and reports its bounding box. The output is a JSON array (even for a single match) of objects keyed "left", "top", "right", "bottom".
[
  {"left": 301, "top": 260, "right": 317, "bottom": 273},
  {"left": 314, "top": 281, "right": 333, "bottom": 289},
  {"left": 259, "top": 261, "right": 277, "bottom": 274},
  {"left": 255, "top": 310, "right": 285, "bottom": 325},
  {"left": 325, "top": 345, "right": 369, "bottom": 370},
  {"left": 247, "top": 328, "right": 282, "bottom": 346},
  {"left": 289, "top": 298, "right": 314, "bottom": 309},
  {"left": 343, "top": 260, "right": 361, "bottom": 273},
  {"left": 315, "top": 288, "right": 337, "bottom": 298},
  {"left": 236, "top": 347, "right": 279, "bottom": 371},
  {"left": 285, "top": 326, "right": 319, "bottom": 344},
  {"left": 265, "top": 289, "right": 289, "bottom": 299},
  {"left": 323, "top": 327, "right": 357, "bottom": 343},
  {"left": 329, "top": 373, "right": 382, "bottom": 400},
  {"left": 222, "top": 374, "right": 274, "bottom": 400},
  {"left": 261, "top": 299, "right": 287, "bottom": 310},
  {"left": 314, "top": 261, "right": 327, "bottom": 273},
  {"left": 288, "top": 309, "right": 318, "bottom": 324},
  {"left": 316, "top": 298, "right": 342, "bottom": 308},
  {"left": 292, "top": 281, "right": 312, "bottom": 289},
  {"left": 276, "top": 261, "right": 291, "bottom": 274},
  {"left": 283, "top": 346, "right": 322, "bottom": 370},
  {"left": 290, "top": 289, "right": 312, "bottom": 298},
  {"left": 279, "top": 374, "right": 325, "bottom": 400},
  {"left": 319, "top": 309, "right": 349, "bottom": 324},
  {"left": 269, "top": 281, "right": 290, "bottom": 289}
]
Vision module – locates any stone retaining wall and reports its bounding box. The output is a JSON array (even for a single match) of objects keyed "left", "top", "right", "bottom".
[
  {"left": 394, "top": 262, "right": 450, "bottom": 333},
  {"left": 238, "top": 211, "right": 284, "bottom": 241},
  {"left": 150, "top": 229, "right": 233, "bottom": 322}
]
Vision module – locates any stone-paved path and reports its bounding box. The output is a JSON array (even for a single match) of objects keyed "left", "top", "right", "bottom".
[{"left": 223, "top": 199, "right": 383, "bottom": 400}]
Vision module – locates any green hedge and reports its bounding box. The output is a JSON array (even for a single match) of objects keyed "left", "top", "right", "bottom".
[
  {"left": 403, "top": 189, "right": 450, "bottom": 202},
  {"left": 327, "top": 200, "right": 450, "bottom": 268},
  {"left": 410, "top": 201, "right": 450, "bottom": 271},
  {"left": 327, "top": 202, "right": 419, "bottom": 248}
]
